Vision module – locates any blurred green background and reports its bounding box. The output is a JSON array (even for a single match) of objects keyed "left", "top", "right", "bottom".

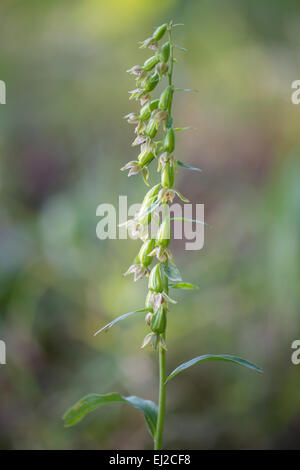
[{"left": 1, "top": 0, "right": 300, "bottom": 449}]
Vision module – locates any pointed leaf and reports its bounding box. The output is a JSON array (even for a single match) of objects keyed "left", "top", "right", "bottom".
[
  {"left": 63, "top": 393, "right": 158, "bottom": 438},
  {"left": 171, "top": 217, "right": 208, "bottom": 226},
  {"left": 177, "top": 160, "right": 202, "bottom": 172},
  {"left": 170, "top": 282, "right": 199, "bottom": 290},
  {"left": 162, "top": 264, "right": 182, "bottom": 282},
  {"left": 172, "top": 190, "right": 189, "bottom": 202},
  {"left": 174, "top": 45, "right": 188, "bottom": 52},
  {"left": 166, "top": 354, "right": 263, "bottom": 383},
  {"left": 94, "top": 308, "right": 150, "bottom": 336}
]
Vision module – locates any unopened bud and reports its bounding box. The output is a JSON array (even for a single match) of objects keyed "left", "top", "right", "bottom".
[
  {"left": 163, "top": 127, "right": 175, "bottom": 153},
  {"left": 156, "top": 216, "right": 171, "bottom": 247},
  {"left": 161, "top": 160, "right": 175, "bottom": 188},
  {"left": 153, "top": 23, "right": 168, "bottom": 41},
  {"left": 138, "top": 239, "right": 155, "bottom": 267},
  {"left": 159, "top": 86, "right": 173, "bottom": 112},
  {"left": 146, "top": 118, "right": 158, "bottom": 138},
  {"left": 150, "top": 306, "right": 167, "bottom": 335},
  {"left": 143, "top": 183, "right": 161, "bottom": 204},
  {"left": 143, "top": 55, "right": 160, "bottom": 71},
  {"left": 148, "top": 263, "right": 163, "bottom": 293},
  {"left": 139, "top": 99, "right": 159, "bottom": 121},
  {"left": 160, "top": 42, "right": 170, "bottom": 63},
  {"left": 142, "top": 72, "right": 160, "bottom": 93},
  {"left": 138, "top": 146, "right": 155, "bottom": 167}
]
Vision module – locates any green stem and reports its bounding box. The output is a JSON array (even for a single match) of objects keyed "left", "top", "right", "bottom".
[
  {"left": 154, "top": 24, "right": 174, "bottom": 450},
  {"left": 154, "top": 337, "right": 166, "bottom": 449}
]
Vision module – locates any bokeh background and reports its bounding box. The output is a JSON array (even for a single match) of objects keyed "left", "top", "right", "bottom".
[{"left": 1, "top": 0, "right": 300, "bottom": 450}]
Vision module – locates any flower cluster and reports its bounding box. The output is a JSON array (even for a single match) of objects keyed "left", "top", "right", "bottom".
[{"left": 121, "top": 22, "right": 187, "bottom": 350}]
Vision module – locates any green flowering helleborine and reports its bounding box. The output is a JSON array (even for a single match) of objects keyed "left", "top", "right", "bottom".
[{"left": 63, "top": 20, "right": 263, "bottom": 453}]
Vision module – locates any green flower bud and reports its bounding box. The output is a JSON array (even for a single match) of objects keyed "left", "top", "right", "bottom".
[
  {"left": 156, "top": 216, "right": 171, "bottom": 248},
  {"left": 142, "top": 72, "right": 160, "bottom": 93},
  {"left": 138, "top": 147, "right": 155, "bottom": 167},
  {"left": 143, "top": 55, "right": 160, "bottom": 71},
  {"left": 161, "top": 161, "right": 175, "bottom": 188},
  {"left": 159, "top": 86, "right": 173, "bottom": 112},
  {"left": 150, "top": 306, "right": 167, "bottom": 334},
  {"left": 138, "top": 183, "right": 161, "bottom": 225},
  {"left": 146, "top": 118, "right": 158, "bottom": 138},
  {"left": 153, "top": 23, "right": 168, "bottom": 41},
  {"left": 142, "top": 183, "right": 161, "bottom": 205},
  {"left": 138, "top": 239, "right": 155, "bottom": 267},
  {"left": 148, "top": 263, "right": 163, "bottom": 292},
  {"left": 149, "top": 99, "right": 159, "bottom": 111},
  {"left": 160, "top": 42, "right": 170, "bottom": 63},
  {"left": 163, "top": 127, "right": 175, "bottom": 153},
  {"left": 139, "top": 99, "right": 159, "bottom": 121}
]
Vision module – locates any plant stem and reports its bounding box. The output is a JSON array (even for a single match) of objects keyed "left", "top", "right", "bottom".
[
  {"left": 154, "top": 25, "right": 174, "bottom": 450},
  {"left": 155, "top": 336, "right": 166, "bottom": 449}
]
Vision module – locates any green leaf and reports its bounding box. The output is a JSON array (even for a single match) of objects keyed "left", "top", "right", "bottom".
[
  {"left": 170, "top": 217, "right": 208, "bottom": 226},
  {"left": 170, "top": 282, "right": 199, "bottom": 290},
  {"left": 94, "top": 308, "right": 150, "bottom": 336},
  {"left": 63, "top": 393, "right": 158, "bottom": 438},
  {"left": 166, "top": 354, "right": 263, "bottom": 383},
  {"left": 177, "top": 160, "right": 202, "bottom": 172},
  {"left": 162, "top": 264, "right": 182, "bottom": 282},
  {"left": 172, "top": 190, "right": 189, "bottom": 202},
  {"left": 174, "top": 45, "right": 188, "bottom": 52}
]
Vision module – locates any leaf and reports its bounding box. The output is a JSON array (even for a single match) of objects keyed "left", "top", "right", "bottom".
[
  {"left": 63, "top": 393, "right": 158, "bottom": 438},
  {"left": 171, "top": 217, "right": 208, "bottom": 226},
  {"left": 170, "top": 282, "right": 199, "bottom": 290},
  {"left": 94, "top": 308, "right": 150, "bottom": 336},
  {"left": 162, "top": 264, "right": 182, "bottom": 282},
  {"left": 174, "top": 45, "right": 188, "bottom": 52},
  {"left": 177, "top": 160, "right": 202, "bottom": 172},
  {"left": 174, "top": 127, "right": 196, "bottom": 132},
  {"left": 166, "top": 355, "right": 263, "bottom": 383},
  {"left": 175, "top": 88, "right": 199, "bottom": 92},
  {"left": 172, "top": 189, "right": 190, "bottom": 202}
]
